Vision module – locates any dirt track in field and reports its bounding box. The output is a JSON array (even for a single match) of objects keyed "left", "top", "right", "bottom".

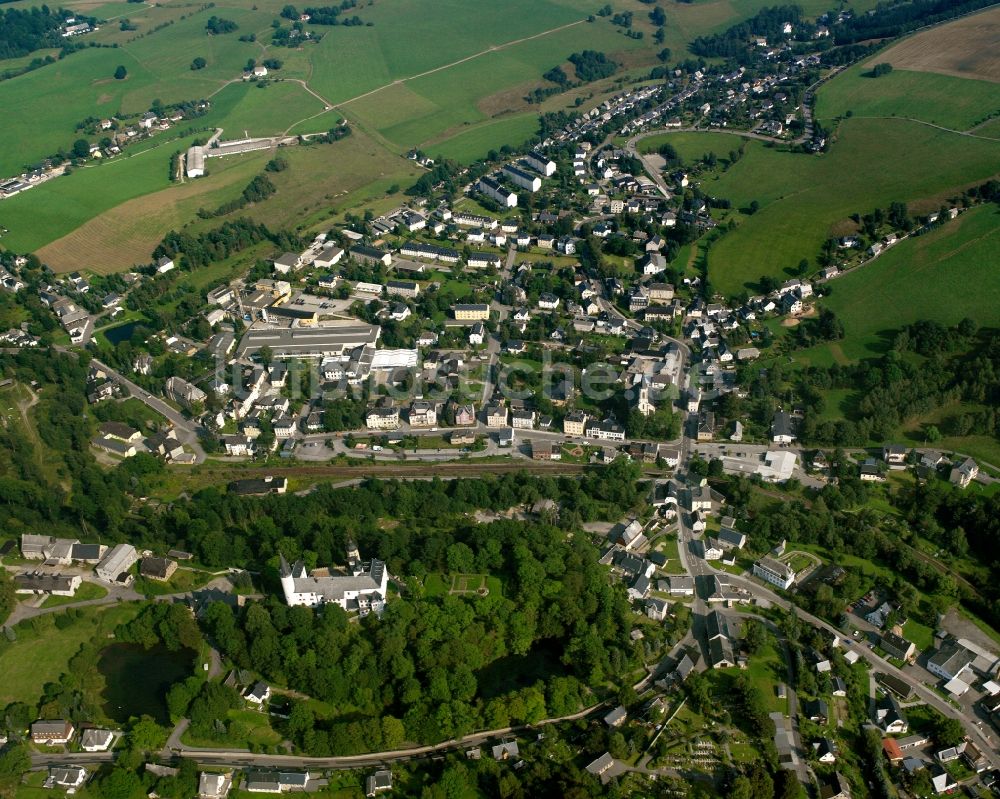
[{"left": 870, "top": 6, "right": 1000, "bottom": 83}]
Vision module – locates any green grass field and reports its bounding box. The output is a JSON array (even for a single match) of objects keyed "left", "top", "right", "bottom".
[
  {"left": 679, "top": 118, "right": 1000, "bottom": 296},
  {"left": 745, "top": 641, "right": 788, "bottom": 714},
  {"left": 797, "top": 204, "right": 1000, "bottom": 363},
  {"left": 638, "top": 131, "right": 751, "bottom": 162},
  {"left": 40, "top": 580, "right": 109, "bottom": 608},
  {"left": 197, "top": 80, "right": 329, "bottom": 138},
  {"left": 816, "top": 66, "right": 1000, "bottom": 131},
  {"left": 0, "top": 604, "right": 139, "bottom": 708}
]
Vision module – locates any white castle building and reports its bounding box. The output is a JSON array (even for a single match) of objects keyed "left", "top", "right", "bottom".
[{"left": 279, "top": 546, "right": 389, "bottom": 615}]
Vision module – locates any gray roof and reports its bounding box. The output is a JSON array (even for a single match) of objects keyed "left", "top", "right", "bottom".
[{"left": 705, "top": 610, "right": 730, "bottom": 640}]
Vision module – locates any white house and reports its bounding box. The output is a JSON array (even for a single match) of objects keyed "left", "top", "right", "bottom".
[
  {"left": 280, "top": 554, "right": 388, "bottom": 616},
  {"left": 752, "top": 556, "right": 795, "bottom": 590}
]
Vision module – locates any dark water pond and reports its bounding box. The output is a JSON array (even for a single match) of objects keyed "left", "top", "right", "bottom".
[
  {"left": 102, "top": 321, "right": 138, "bottom": 345},
  {"left": 99, "top": 642, "right": 195, "bottom": 724}
]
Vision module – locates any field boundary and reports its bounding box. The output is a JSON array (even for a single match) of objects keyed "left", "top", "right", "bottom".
[{"left": 335, "top": 18, "right": 587, "bottom": 108}]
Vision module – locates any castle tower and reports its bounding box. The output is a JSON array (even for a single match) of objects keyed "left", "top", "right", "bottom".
[
  {"left": 278, "top": 553, "right": 295, "bottom": 602},
  {"left": 346, "top": 538, "right": 360, "bottom": 568}
]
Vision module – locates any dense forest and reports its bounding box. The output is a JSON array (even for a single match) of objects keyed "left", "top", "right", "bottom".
[
  {"left": 689, "top": 5, "right": 801, "bottom": 59},
  {"left": 199, "top": 513, "right": 637, "bottom": 753},
  {"left": 153, "top": 217, "right": 298, "bottom": 269},
  {"left": 0, "top": 6, "right": 78, "bottom": 59},
  {"left": 795, "top": 320, "right": 1000, "bottom": 446},
  {"left": 567, "top": 50, "right": 617, "bottom": 82},
  {"left": 833, "top": 0, "right": 998, "bottom": 44},
  {"left": 198, "top": 174, "right": 277, "bottom": 218}
]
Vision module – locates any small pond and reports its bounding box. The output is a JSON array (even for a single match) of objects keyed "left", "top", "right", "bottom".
[
  {"left": 99, "top": 642, "right": 195, "bottom": 724},
  {"left": 102, "top": 321, "right": 138, "bottom": 346}
]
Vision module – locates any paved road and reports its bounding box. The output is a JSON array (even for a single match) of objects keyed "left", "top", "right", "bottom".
[
  {"left": 701, "top": 558, "right": 999, "bottom": 768},
  {"left": 90, "top": 357, "right": 207, "bottom": 464},
  {"left": 33, "top": 701, "right": 608, "bottom": 770}
]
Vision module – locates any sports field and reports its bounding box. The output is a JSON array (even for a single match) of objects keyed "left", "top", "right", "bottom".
[
  {"left": 797, "top": 204, "right": 1000, "bottom": 363},
  {"left": 671, "top": 118, "right": 1000, "bottom": 296}
]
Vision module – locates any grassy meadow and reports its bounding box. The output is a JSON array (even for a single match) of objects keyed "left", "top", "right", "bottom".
[
  {"left": 29, "top": 128, "right": 420, "bottom": 272},
  {"left": 670, "top": 118, "right": 1000, "bottom": 297},
  {"left": 815, "top": 65, "right": 1000, "bottom": 131},
  {"left": 792, "top": 204, "right": 1000, "bottom": 364}
]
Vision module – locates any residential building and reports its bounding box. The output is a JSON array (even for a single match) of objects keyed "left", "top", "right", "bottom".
[
  {"left": 585, "top": 753, "right": 616, "bottom": 779},
  {"left": 453, "top": 303, "right": 490, "bottom": 321},
  {"left": 44, "top": 766, "right": 88, "bottom": 791},
  {"left": 502, "top": 164, "right": 541, "bottom": 192},
  {"left": 883, "top": 444, "right": 908, "bottom": 469},
  {"left": 585, "top": 418, "right": 626, "bottom": 442},
  {"left": 478, "top": 176, "right": 517, "bottom": 207},
  {"left": 365, "top": 770, "right": 393, "bottom": 797},
  {"left": 818, "top": 771, "right": 851, "bottom": 799},
  {"left": 386, "top": 280, "right": 420, "bottom": 298},
  {"left": 603, "top": 706, "right": 627, "bottom": 728},
  {"left": 880, "top": 632, "right": 916, "bottom": 662},
  {"left": 165, "top": 376, "right": 206, "bottom": 409},
  {"left": 244, "top": 682, "right": 271, "bottom": 705},
  {"left": 198, "top": 772, "right": 233, "bottom": 799},
  {"left": 468, "top": 322, "right": 485, "bottom": 346},
  {"left": 32, "top": 719, "right": 75, "bottom": 744},
  {"left": 243, "top": 770, "right": 311, "bottom": 793},
  {"left": 753, "top": 556, "right": 795, "bottom": 590},
  {"left": 485, "top": 403, "right": 508, "bottom": 428},
  {"left": 408, "top": 401, "right": 437, "bottom": 428},
  {"left": 875, "top": 695, "right": 908, "bottom": 734},
  {"left": 80, "top": 729, "right": 114, "bottom": 752},
  {"left": 350, "top": 246, "right": 392, "bottom": 266},
  {"left": 524, "top": 151, "right": 556, "bottom": 176},
  {"left": 950, "top": 457, "right": 979, "bottom": 488},
  {"left": 771, "top": 410, "right": 795, "bottom": 443},
  {"left": 563, "top": 410, "right": 588, "bottom": 436},
  {"left": 511, "top": 409, "right": 535, "bottom": 430},
  {"left": 366, "top": 403, "right": 400, "bottom": 430}
]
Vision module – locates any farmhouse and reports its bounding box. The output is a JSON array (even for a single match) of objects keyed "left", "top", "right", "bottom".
[
  {"left": 140, "top": 557, "right": 178, "bottom": 582},
  {"left": 14, "top": 571, "right": 81, "bottom": 597},
  {"left": 95, "top": 543, "right": 139, "bottom": 584}
]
